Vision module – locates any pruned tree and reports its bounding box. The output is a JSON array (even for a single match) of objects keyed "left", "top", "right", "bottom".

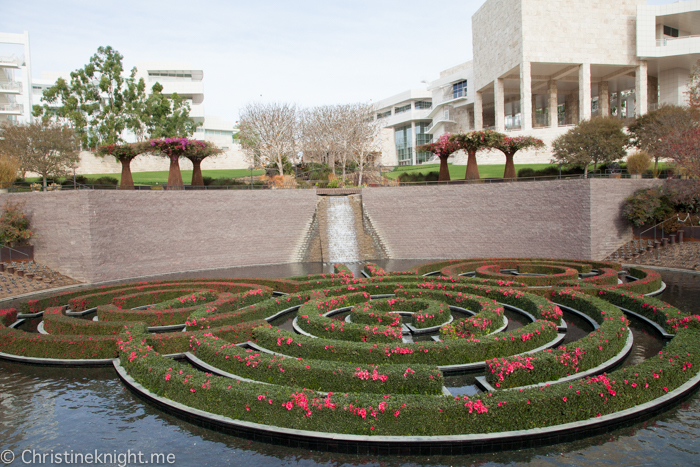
[
  {"left": 628, "top": 106, "right": 697, "bottom": 174},
  {"left": 238, "top": 102, "right": 298, "bottom": 175},
  {"left": 0, "top": 121, "right": 78, "bottom": 190},
  {"left": 148, "top": 138, "right": 216, "bottom": 189},
  {"left": 182, "top": 141, "right": 223, "bottom": 187},
  {"left": 0, "top": 153, "right": 19, "bottom": 189},
  {"left": 417, "top": 133, "right": 461, "bottom": 181},
  {"left": 96, "top": 142, "right": 150, "bottom": 189},
  {"left": 451, "top": 130, "right": 505, "bottom": 180},
  {"left": 552, "top": 117, "right": 627, "bottom": 177},
  {"left": 492, "top": 136, "right": 545, "bottom": 179},
  {"left": 33, "top": 46, "right": 147, "bottom": 148}
]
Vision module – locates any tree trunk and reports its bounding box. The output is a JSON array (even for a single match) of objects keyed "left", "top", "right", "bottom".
[
  {"left": 119, "top": 157, "right": 135, "bottom": 190},
  {"left": 167, "top": 157, "right": 184, "bottom": 189},
  {"left": 438, "top": 155, "right": 451, "bottom": 181},
  {"left": 654, "top": 157, "right": 659, "bottom": 178},
  {"left": 42, "top": 175, "right": 47, "bottom": 192},
  {"left": 358, "top": 156, "right": 364, "bottom": 186},
  {"left": 584, "top": 165, "right": 589, "bottom": 178},
  {"left": 503, "top": 154, "right": 516, "bottom": 179},
  {"left": 277, "top": 156, "right": 284, "bottom": 177},
  {"left": 191, "top": 159, "right": 204, "bottom": 187},
  {"left": 464, "top": 150, "right": 480, "bottom": 181}
]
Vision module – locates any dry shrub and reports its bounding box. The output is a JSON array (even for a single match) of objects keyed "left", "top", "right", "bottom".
[
  {"left": 0, "top": 154, "right": 19, "bottom": 189},
  {"left": 626, "top": 152, "right": 651, "bottom": 175}
]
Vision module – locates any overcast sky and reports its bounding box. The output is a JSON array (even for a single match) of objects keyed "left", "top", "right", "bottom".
[{"left": 1, "top": 0, "right": 682, "bottom": 124}]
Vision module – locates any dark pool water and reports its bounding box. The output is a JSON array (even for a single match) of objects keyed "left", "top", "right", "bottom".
[{"left": 1, "top": 266, "right": 699, "bottom": 466}]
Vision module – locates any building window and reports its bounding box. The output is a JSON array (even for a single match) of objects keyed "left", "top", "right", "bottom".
[
  {"left": 394, "top": 104, "right": 411, "bottom": 114},
  {"left": 453, "top": 80, "right": 467, "bottom": 99},
  {"left": 415, "top": 122, "right": 433, "bottom": 164},
  {"left": 395, "top": 125, "right": 413, "bottom": 165},
  {"left": 414, "top": 101, "right": 432, "bottom": 110},
  {"left": 663, "top": 25, "right": 679, "bottom": 37},
  {"left": 377, "top": 110, "right": 391, "bottom": 119}
]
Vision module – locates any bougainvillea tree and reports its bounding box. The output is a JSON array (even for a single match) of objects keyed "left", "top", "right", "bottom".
[
  {"left": 492, "top": 136, "right": 545, "bottom": 179},
  {"left": 182, "top": 141, "right": 223, "bottom": 187},
  {"left": 417, "top": 133, "right": 461, "bottom": 181},
  {"left": 451, "top": 130, "right": 505, "bottom": 181},
  {"left": 149, "top": 138, "right": 209, "bottom": 189},
  {"left": 97, "top": 142, "right": 149, "bottom": 189}
]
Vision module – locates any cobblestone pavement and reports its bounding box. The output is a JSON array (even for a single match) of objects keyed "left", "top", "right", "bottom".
[{"left": 0, "top": 261, "right": 80, "bottom": 299}]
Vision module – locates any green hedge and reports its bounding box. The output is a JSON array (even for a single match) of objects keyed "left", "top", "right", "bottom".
[
  {"left": 613, "top": 267, "right": 663, "bottom": 294},
  {"left": 191, "top": 333, "right": 443, "bottom": 395},
  {"left": 43, "top": 307, "right": 131, "bottom": 336},
  {"left": 0, "top": 308, "right": 17, "bottom": 327},
  {"left": 296, "top": 293, "right": 404, "bottom": 343},
  {"left": 119, "top": 321, "right": 700, "bottom": 436},
  {"left": 146, "top": 321, "right": 269, "bottom": 355},
  {"left": 487, "top": 289, "right": 630, "bottom": 388},
  {"left": 253, "top": 319, "right": 558, "bottom": 366}
]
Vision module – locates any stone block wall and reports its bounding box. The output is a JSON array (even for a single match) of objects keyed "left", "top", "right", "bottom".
[
  {"left": 362, "top": 179, "right": 662, "bottom": 261},
  {"left": 0, "top": 190, "right": 317, "bottom": 283}
]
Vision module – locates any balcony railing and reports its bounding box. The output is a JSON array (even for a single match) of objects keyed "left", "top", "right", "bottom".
[
  {"left": 0, "top": 82, "right": 22, "bottom": 92},
  {"left": 0, "top": 103, "right": 23, "bottom": 113},
  {"left": 0, "top": 55, "right": 24, "bottom": 66},
  {"left": 656, "top": 34, "right": 700, "bottom": 46}
]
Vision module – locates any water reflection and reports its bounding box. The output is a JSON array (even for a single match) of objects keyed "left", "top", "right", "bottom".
[{"left": 0, "top": 266, "right": 698, "bottom": 466}]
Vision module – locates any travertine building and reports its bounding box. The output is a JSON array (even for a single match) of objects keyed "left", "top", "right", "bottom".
[{"left": 375, "top": 0, "right": 700, "bottom": 167}]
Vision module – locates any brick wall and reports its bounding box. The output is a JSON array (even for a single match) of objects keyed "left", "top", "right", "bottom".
[
  {"left": 362, "top": 179, "right": 662, "bottom": 261},
  {"left": 0, "top": 190, "right": 317, "bottom": 283}
]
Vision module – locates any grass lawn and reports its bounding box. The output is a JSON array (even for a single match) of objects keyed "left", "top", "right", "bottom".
[
  {"left": 383, "top": 163, "right": 556, "bottom": 180},
  {"left": 27, "top": 168, "right": 265, "bottom": 184}
]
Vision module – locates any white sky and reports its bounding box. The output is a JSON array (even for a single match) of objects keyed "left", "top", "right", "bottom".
[{"left": 1, "top": 0, "right": 683, "bottom": 124}]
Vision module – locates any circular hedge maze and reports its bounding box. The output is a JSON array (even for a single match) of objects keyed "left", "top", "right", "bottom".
[{"left": 1, "top": 258, "right": 699, "bottom": 454}]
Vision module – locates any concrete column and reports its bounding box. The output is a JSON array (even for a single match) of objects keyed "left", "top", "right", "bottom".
[
  {"left": 474, "top": 92, "right": 483, "bottom": 130},
  {"left": 599, "top": 81, "right": 610, "bottom": 117},
  {"left": 495, "top": 79, "right": 505, "bottom": 132},
  {"left": 548, "top": 80, "right": 558, "bottom": 127},
  {"left": 579, "top": 63, "right": 591, "bottom": 122},
  {"left": 411, "top": 121, "right": 416, "bottom": 165},
  {"left": 520, "top": 61, "right": 532, "bottom": 130},
  {"left": 636, "top": 61, "right": 648, "bottom": 118}
]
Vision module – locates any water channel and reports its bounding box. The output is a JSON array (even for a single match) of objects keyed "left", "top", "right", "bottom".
[{"left": 1, "top": 265, "right": 699, "bottom": 466}]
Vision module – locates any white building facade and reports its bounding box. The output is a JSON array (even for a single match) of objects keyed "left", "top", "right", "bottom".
[
  {"left": 377, "top": 0, "right": 700, "bottom": 167},
  {"left": 0, "top": 31, "right": 32, "bottom": 125}
]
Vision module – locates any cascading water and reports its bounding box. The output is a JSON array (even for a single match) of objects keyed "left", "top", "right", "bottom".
[{"left": 325, "top": 197, "right": 361, "bottom": 263}]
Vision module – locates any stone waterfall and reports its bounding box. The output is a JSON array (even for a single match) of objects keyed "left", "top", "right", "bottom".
[{"left": 325, "top": 196, "right": 361, "bottom": 263}]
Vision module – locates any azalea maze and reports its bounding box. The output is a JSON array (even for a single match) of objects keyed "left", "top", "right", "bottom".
[{"left": 1, "top": 258, "right": 699, "bottom": 453}]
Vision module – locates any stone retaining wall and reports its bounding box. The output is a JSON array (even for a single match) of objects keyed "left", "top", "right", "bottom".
[
  {"left": 0, "top": 179, "right": 663, "bottom": 283},
  {"left": 361, "top": 179, "right": 662, "bottom": 261},
  {"left": 0, "top": 190, "right": 318, "bottom": 283}
]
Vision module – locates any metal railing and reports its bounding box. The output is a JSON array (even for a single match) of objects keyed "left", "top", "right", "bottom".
[
  {"left": 0, "top": 55, "right": 23, "bottom": 66},
  {"left": 0, "top": 82, "right": 22, "bottom": 92},
  {"left": 0, "top": 103, "right": 23, "bottom": 112}
]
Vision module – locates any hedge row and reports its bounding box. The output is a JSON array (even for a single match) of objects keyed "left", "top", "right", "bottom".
[
  {"left": 120, "top": 318, "right": 700, "bottom": 436},
  {"left": 43, "top": 307, "right": 130, "bottom": 336},
  {"left": 612, "top": 267, "right": 664, "bottom": 294},
  {"left": 436, "top": 258, "right": 623, "bottom": 277},
  {"left": 253, "top": 319, "right": 558, "bottom": 366},
  {"left": 476, "top": 264, "right": 579, "bottom": 287},
  {"left": 1, "top": 308, "right": 17, "bottom": 327},
  {"left": 593, "top": 288, "right": 700, "bottom": 333},
  {"left": 296, "top": 293, "right": 404, "bottom": 343},
  {"left": 412, "top": 282, "right": 563, "bottom": 323},
  {"left": 486, "top": 289, "right": 630, "bottom": 388},
  {"left": 191, "top": 333, "right": 443, "bottom": 395},
  {"left": 146, "top": 320, "right": 269, "bottom": 355},
  {"left": 186, "top": 293, "right": 312, "bottom": 331}
]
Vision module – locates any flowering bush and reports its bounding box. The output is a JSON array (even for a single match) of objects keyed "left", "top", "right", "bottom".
[{"left": 191, "top": 332, "right": 443, "bottom": 395}]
